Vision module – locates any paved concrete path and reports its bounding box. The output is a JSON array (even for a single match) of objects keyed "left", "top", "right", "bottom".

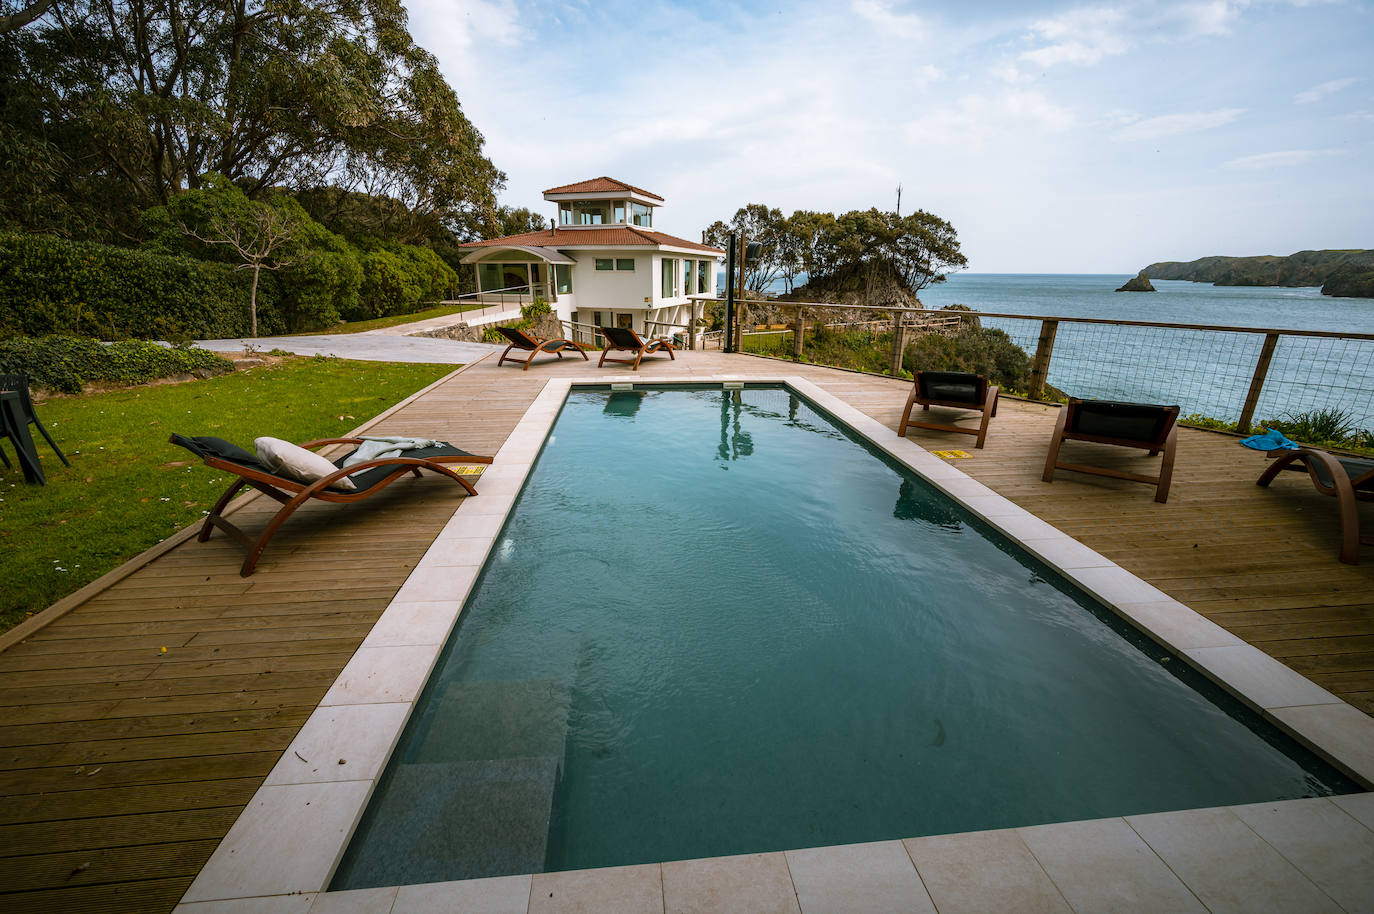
[{"left": 196, "top": 331, "right": 500, "bottom": 364}]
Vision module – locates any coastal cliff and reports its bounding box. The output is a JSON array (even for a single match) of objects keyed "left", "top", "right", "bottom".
[{"left": 1141, "top": 249, "right": 1374, "bottom": 298}]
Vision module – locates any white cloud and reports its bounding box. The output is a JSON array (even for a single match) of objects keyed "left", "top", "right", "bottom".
[
  {"left": 1162, "top": 0, "right": 1247, "bottom": 37},
  {"left": 1018, "top": 1, "right": 1251, "bottom": 71},
  {"left": 1224, "top": 149, "right": 1334, "bottom": 169},
  {"left": 1114, "top": 108, "right": 1246, "bottom": 140},
  {"left": 1295, "top": 77, "right": 1358, "bottom": 104},
  {"left": 852, "top": 0, "right": 926, "bottom": 40},
  {"left": 903, "top": 89, "right": 1075, "bottom": 150},
  {"left": 1020, "top": 6, "right": 1129, "bottom": 69}
]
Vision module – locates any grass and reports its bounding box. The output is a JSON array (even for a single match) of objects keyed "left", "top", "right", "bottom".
[
  {"left": 304, "top": 302, "right": 487, "bottom": 335},
  {"left": 0, "top": 356, "right": 455, "bottom": 634}
]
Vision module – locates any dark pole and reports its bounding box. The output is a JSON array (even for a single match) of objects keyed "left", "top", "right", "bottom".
[{"left": 724, "top": 232, "right": 736, "bottom": 354}]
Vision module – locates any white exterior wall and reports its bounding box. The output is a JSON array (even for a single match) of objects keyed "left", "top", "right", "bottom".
[{"left": 568, "top": 252, "right": 653, "bottom": 314}]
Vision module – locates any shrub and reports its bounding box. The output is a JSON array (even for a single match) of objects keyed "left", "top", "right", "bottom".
[
  {"left": 0, "top": 232, "right": 283, "bottom": 340},
  {"left": 0, "top": 336, "right": 235, "bottom": 393},
  {"left": 275, "top": 223, "right": 362, "bottom": 330},
  {"left": 352, "top": 244, "right": 458, "bottom": 320},
  {"left": 904, "top": 324, "right": 1033, "bottom": 392}
]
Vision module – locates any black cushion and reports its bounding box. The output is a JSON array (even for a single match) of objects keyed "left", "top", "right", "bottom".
[
  {"left": 600, "top": 326, "right": 641, "bottom": 348},
  {"left": 497, "top": 326, "right": 536, "bottom": 349},
  {"left": 170, "top": 434, "right": 271, "bottom": 472},
  {"left": 1330, "top": 456, "right": 1374, "bottom": 492},
  {"left": 1068, "top": 400, "right": 1177, "bottom": 442},
  {"left": 917, "top": 371, "right": 985, "bottom": 405}
]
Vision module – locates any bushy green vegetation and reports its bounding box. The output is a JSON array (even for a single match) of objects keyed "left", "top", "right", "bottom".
[
  {"left": 1, "top": 0, "right": 520, "bottom": 341},
  {"left": 0, "top": 357, "right": 455, "bottom": 633},
  {"left": 0, "top": 231, "right": 285, "bottom": 340},
  {"left": 0, "top": 337, "right": 234, "bottom": 393}
]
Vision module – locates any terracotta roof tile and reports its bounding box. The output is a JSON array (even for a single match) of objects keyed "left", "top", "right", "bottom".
[
  {"left": 541, "top": 177, "right": 665, "bottom": 202},
  {"left": 462, "top": 226, "right": 723, "bottom": 254}
]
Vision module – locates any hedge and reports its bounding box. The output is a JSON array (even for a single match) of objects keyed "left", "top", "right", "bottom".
[
  {"left": 0, "top": 336, "right": 235, "bottom": 393},
  {"left": 0, "top": 232, "right": 283, "bottom": 340},
  {"left": 350, "top": 244, "right": 458, "bottom": 320}
]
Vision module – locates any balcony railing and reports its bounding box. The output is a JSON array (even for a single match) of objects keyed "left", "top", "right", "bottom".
[{"left": 717, "top": 297, "right": 1374, "bottom": 434}]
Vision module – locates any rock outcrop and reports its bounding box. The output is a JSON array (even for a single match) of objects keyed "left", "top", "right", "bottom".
[
  {"left": 1116, "top": 271, "right": 1155, "bottom": 292},
  {"left": 1139, "top": 249, "right": 1374, "bottom": 297}
]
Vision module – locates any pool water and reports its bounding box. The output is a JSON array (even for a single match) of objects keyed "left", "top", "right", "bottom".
[{"left": 332, "top": 385, "right": 1354, "bottom": 889}]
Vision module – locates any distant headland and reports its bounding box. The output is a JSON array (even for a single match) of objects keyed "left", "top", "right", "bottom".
[{"left": 1140, "top": 250, "right": 1374, "bottom": 298}]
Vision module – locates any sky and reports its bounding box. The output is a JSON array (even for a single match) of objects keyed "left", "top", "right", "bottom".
[{"left": 406, "top": 0, "right": 1374, "bottom": 273}]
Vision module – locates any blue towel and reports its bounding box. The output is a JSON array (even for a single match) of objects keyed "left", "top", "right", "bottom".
[{"left": 1240, "top": 428, "right": 1298, "bottom": 451}]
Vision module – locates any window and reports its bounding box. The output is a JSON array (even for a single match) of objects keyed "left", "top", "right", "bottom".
[
  {"left": 478, "top": 262, "right": 501, "bottom": 292},
  {"left": 616, "top": 313, "right": 633, "bottom": 330},
  {"left": 559, "top": 203, "right": 572, "bottom": 225},
  {"left": 698, "top": 260, "right": 709, "bottom": 294},
  {"left": 661, "top": 258, "right": 675, "bottom": 298},
  {"left": 555, "top": 264, "right": 572, "bottom": 294},
  {"left": 613, "top": 201, "right": 626, "bottom": 223},
  {"left": 595, "top": 258, "right": 614, "bottom": 271},
  {"left": 631, "top": 202, "right": 653, "bottom": 227},
  {"left": 683, "top": 260, "right": 694, "bottom": 294},
  {"left": 573, "top": 201, "right": 610, "bottom": 224},
  {"left": 615, "top": 258, "right": 635, "bottom": 271}
]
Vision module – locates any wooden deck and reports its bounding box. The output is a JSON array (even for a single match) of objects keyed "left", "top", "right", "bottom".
[{"left": 1, "top": 350, "right": 1371, "bottom": 912}]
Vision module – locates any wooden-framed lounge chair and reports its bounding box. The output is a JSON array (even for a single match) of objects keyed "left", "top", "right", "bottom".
[
  {"left": 1256, "top": 448, "right": 1373, "bottom": 564},
  {"left": 898, "top": 370, "right": 1000, "bottom": 449},
  {"left": 597, "top": 325, "right": 675, "bottom": 370},
  {"left": 1042, "top": 398, "right": 1180, "bottom": 503},
  {"left": 495, "top": 326, "right": 589, "bottom": 370},
  {"left": 169, "top": 434, "right": 493, "bottom": 576}
]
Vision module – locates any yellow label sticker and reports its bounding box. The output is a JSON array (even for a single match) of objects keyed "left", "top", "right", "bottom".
[
  {"left": 450, "top": 465, "right": 487, "bottom": 476},
  {"left": 931, "top": 450, "right": 972, "bottom": 459}
]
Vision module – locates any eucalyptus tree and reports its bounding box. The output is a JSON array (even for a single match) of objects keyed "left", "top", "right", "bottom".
[{"left": 3, "top": 0, "right": 502, "bottom": 238}]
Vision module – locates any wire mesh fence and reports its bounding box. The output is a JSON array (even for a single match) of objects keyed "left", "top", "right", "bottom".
[
  {"left": 725, "top": 298, "right": 1374, "bottom": 436},
  {"left": 981, "top": 314, "right": 1374, "bottom": 430}
]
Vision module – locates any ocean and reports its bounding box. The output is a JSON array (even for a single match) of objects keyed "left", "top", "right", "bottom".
[{"left": 721, "top": 272, "right": 1374, "bottom": 427}]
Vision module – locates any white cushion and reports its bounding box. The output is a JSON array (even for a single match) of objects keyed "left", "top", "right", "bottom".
[{"left": 255, "top": 437, "right": 356, "bottom": 491}]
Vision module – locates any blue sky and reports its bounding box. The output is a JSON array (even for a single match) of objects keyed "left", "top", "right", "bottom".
[{"left": 409, "top": 0, "right": 1374, "bottom": 273}]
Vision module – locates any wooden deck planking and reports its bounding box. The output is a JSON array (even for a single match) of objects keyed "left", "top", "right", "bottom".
[{"left": 1, "top": 351, "right": 1371, "bottom": 912}]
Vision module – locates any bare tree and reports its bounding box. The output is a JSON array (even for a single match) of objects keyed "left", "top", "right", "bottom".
[{"left": 182, "top": 202, "right": 304, "bottom": 337}]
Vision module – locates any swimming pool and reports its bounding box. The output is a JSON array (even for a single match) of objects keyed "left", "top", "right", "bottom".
[{"left": 331, "top": 384, "right": 1355, "bottom": 889}]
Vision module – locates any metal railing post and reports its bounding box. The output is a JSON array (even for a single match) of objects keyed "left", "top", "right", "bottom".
[
  {"left": 1028, "top": 319, "right": 1059, "bottom": 400},
  {"left": 1238, "top": 332, "right": 1281, "bottom": 433},
  {"left": 724, "top": 234, "right": 736, "bottom": 354},
  {"left": 793, "top": 307, "right": 804, "bottom": 359}
]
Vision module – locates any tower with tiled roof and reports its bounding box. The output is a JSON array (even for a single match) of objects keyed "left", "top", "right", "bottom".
[{"left": 458, "top": 178, "right": 723, "bottom": 345}]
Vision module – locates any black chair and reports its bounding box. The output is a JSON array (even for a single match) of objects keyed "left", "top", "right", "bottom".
[
  {"left": 898, "top": 371, "right": 1000, "bottom": 449},
  {"left": 0, "top": 373, "right": 69, "bottom": 469},
  {"left": 1042, "top": 398, "right": 1180, "bottom": 502},
  {"left": 597, "top": 326, "right": 675, "bottom": 370},
  {"left": 1257, "top": 448, "right": 1373, "bottom": 564}
]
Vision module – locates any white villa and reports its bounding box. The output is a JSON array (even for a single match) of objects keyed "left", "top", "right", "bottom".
[{"left": 459, "top": 177, "right": 723, "bottom": 343}]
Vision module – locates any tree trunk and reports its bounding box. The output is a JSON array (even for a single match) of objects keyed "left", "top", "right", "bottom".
[{"left": 249, "top": 264, "right": 261, "bottom": 337}]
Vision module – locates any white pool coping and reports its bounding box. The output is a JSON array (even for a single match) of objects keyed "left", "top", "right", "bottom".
[{"left": 176, "top": 375, "right": 1374, "bottom": 912}]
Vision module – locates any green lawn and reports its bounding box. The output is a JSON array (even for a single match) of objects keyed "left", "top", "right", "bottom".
[
  {"left": 304, "top": 302, "right": 487, "bottom": 335},
  {"left": 0, "top": 357, "right": 455, "bottom": 633}
]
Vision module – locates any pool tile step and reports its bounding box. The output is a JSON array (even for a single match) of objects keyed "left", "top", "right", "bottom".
[
  {"left": 407, "top": 678, "right": 572, "bottom": 764},
  {"left": 340, "top": 756, "right": 562, "bottom": 885}
]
